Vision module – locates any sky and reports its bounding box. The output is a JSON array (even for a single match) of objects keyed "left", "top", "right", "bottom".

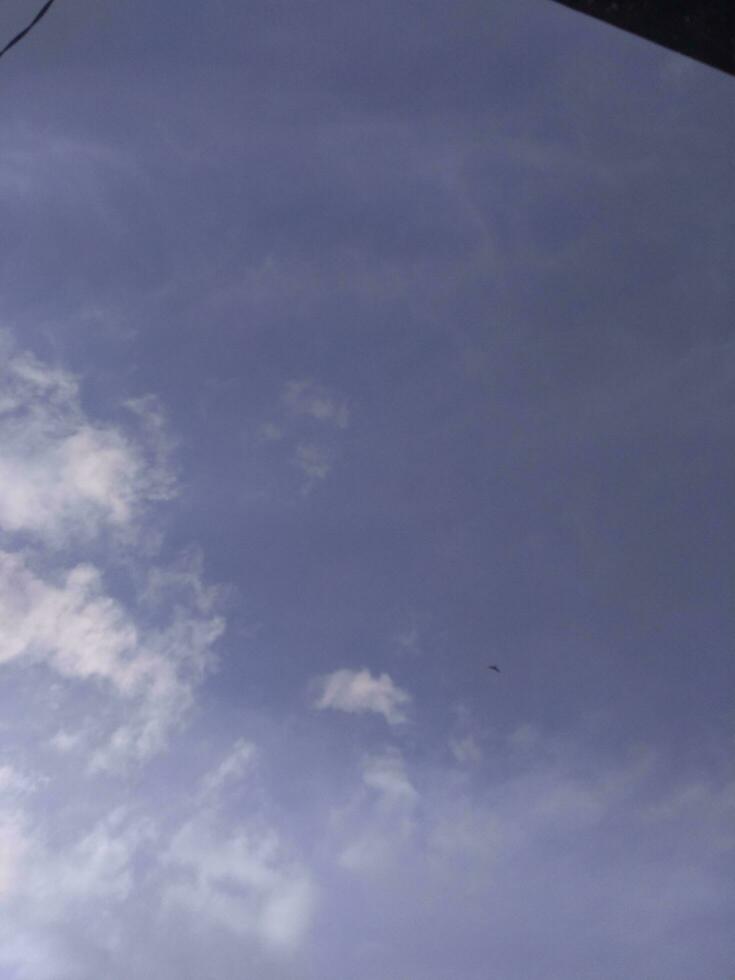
[{"left": 0, "top": 1, "right": 733, "bottom": 977}]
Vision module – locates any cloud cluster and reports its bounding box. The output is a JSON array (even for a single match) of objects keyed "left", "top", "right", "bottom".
[
  {"left": 1, "top": 341, "right": 731, "bottom": 980},
  {"left": 0, "top": 739, "right": 316, "bottom": 978},
  {"left": 0, "top": 337, "right": 320, "bottom": 976},
  {"left": 0, "top": 337, "right": 223, "bottom": 772}
]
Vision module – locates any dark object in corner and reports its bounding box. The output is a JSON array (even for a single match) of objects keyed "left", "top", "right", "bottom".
[
  {"left": 0, "top": 0, "right": 60, "bottom": 62},
  {"left": 548, "top": 1, "right": 735, "bottom": 76}
]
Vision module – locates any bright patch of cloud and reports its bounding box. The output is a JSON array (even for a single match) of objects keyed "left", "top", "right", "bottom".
[
  {"left": 0, "top": 339, "right": 224, "bottom": 771},
  {"left": 0, "top": 344, "right": 172, "bottom": 546},
  {"left": 0, "top": 801, "right": 155, "bottom": 980},
  {"left": 312, "top": 668, "right": 411, "bottom": 725},
  {"left": 0, "top": 550, "right": 223, "bottom": 770}
]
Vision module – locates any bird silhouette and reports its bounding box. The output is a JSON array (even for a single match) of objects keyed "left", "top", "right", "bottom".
[{"left": 487, "top": 665, "right": 500, "bottom": 673}]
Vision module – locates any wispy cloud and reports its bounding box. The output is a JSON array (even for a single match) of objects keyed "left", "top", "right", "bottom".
[
  {"left": 449, "top": 733, "right": 482, "bottom": 765},
  {"left": 283, "top": 380, "right": 349, "bottom": 429},
  {"left": 200, "top": 738, "right": 258, "bottom": 799},
  {"left": 161, "top": 739, "right": 316, "bottom": 952},
  {"left": 258, "top": 379, "right": 350, "bottom": 493},
  {"left": 294, "top": 442, "right": 332, "bottom": 489},
  {"left": 0, "top": 544, "right": 223, "bottom": 773},
  {"left": 336, "top": 748, "right": 419, "bottom": 873}
]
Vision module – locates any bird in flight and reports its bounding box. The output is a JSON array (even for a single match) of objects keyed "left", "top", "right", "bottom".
[{"left": 487, "top": 665, "right": 500, "bottom": 673}]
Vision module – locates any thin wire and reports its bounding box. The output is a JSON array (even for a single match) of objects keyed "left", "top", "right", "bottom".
[{"left": 0, "top": 0, "right": 59, "bottom": 61}]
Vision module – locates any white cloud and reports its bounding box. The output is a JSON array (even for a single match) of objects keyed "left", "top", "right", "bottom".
[
  {"left": 0, "top": 801, "right": 155, "bottom": 980},
  {"left": 0, "top": 345, "right": 173, "bottom": 546},
  {"left": 0, "top": 550, "right": 223, "bottom": 770},
  {"left": 0, "top": 339, "right": 225, "bottom": 771},
  {"left": 312, "top": 668, "right": 411, "bottom": 725},
  {"left": 162, "top": 814, "right": 316, "bottom": 951},
  {"left": 283, "top": 380, "right": 349, "bottom": 429}
]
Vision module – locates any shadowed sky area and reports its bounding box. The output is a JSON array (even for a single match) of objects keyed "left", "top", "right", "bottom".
[{"left": 0, "top": 1, "right": 733, "bottom": 977}]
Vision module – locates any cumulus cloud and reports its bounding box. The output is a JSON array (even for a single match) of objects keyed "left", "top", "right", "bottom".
[
  {"left": 0, "top": 344, "right": 173, "bottom": 546},
  {"left": 0, "top": 339, "right": 224, "bottom": 770},
  {"left": 0, "top": 549, "right": 223, "bottom": 770},
  {"left": 311, "top": 668, "right": 411, "bottom": 725}
]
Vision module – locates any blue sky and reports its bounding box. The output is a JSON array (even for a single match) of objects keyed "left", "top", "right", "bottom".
[{"left": 0, "top": 1, "right": 733, "bottom": 977}]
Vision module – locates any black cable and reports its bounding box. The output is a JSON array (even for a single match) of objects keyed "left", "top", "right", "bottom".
[{"left": 0, "top": 0, "right": 59, "bottom": 62}]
